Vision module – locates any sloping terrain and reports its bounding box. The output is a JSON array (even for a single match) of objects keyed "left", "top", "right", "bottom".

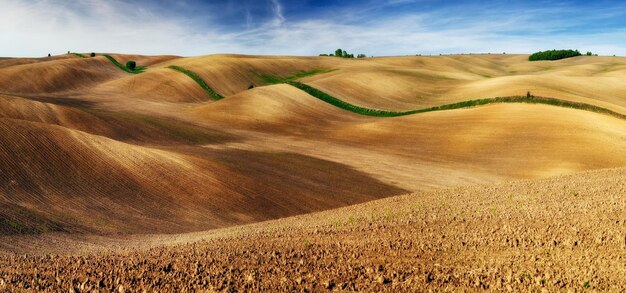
[
  {"left": 0, "top": 117, "right": 403, "bottom": 235},
  {"left": 0, "top": 166, "right": 624, "bottom": 291},
  {"left": 0, "top": 53, "right": 625, "bottom": 237},
  {"left": 0, "top": 52, "right": 625, "bottom": 291},
  {"left": 302, "top": 54, "right": 626, "bottom": 113}
]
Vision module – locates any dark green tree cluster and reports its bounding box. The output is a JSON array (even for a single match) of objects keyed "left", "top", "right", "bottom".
[
  {"left": 528, "top": 49, "right": 582, "bottom": 61},
  {"left": 319, "top": 48, "right": 364, "bottom": 58}
]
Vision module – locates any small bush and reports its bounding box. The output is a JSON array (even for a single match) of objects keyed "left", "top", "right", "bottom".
[
  {"left": 248, "top": 84, "right": 255, "bottom": 89},
  {"left": 47, "top": 53, "right": 51, "bottom": 57},
  {"left": 357, "top": 54, "right": 366, "bottom": 58},
  {"left": 126, "top": 61, "right": 137, "bottom": 71},
  {"left": 90, "top": 52, "right": 96, "bottom": 57}
]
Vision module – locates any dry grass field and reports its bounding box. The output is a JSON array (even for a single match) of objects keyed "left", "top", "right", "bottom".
[{"left": 0, "top": 52, "right": 625, "bottom": 291}]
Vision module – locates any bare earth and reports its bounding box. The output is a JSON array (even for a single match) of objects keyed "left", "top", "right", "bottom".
[
  {"left": 0, "top": 53, "right": 625, "bottom": 291},
  {"left": 1, "top": 167, "right": 624, "bottom": 291}
]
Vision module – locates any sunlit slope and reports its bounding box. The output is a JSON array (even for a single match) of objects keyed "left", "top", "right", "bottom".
[
  {"left": 0, "top": 54, "right": 75, "bottom": 69},
  {"left": 0, "top": 118, "right": 403, "bottom": 235},
  {"left": 0, "top": 54, "right": 178, "bottom": 95},
  {"left": 330, "top": 103, "right": 626, "bottom": 179},
  {"left": 0, "top": 94, "right": 234, "bottom": 145},
  {"left": 0, "top": 57, "right": 123, "bottom": 94},
  {"left": 190, "top": 83, "right": 626, "bottom": 191},
  {"left": 190, "top": 84, "right": 364, "bottom": 132},
  {"left": 159, "top": 54, "right": 338, "bottom": 96},
  {"left": 92, "top": 68, "right": 210, "bottom": 103},
  {"left": 302, "top": 55, "right": 626, "bottom": 113}
]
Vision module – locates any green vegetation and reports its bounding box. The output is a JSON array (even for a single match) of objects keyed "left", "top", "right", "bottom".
[
  {"left": 319, "top": 48, "right": 364, "bottom": 58},
  {"left": 103, "top": 54, "right": 145, "bottom": 74},
  {"left": 126, "top": 60, "right": 137, "bottom": 71},
  {"left": 71, "top": 52, "right": 87, "bottom": 58},
  {"left": 287, "top": 81, "right": 404, "bottom": 116},
  {"left": 90, "top": 52, "right": 96, "bottom": 57},
  {"left": 288, "top": 81, "right": 626, "bottom": 120},
  {"left": 167, "top": 65, "right": 224, "bottom": 100},
  {"left": 259, "top": 69, "right": 334, "bottom": 85},
  {"left": 529, "top": 49, "right": 582, "bottom": 61}
]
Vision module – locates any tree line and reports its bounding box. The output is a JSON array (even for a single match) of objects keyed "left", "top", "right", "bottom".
[
  {"left": 320, "top": 49, "right": 366, "bottom": 58},
  {"left": 528, "top": 49, "right": 585, "bottom": 61}
]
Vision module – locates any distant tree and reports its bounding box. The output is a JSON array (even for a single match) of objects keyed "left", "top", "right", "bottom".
[
  {"left": 90, "top": 52, "right": 96, "bottom": 57},
  {"left": 329, "top": 54, "right": 334, "bottom": 57},
  {"left": 67, "top": 51, "right": 70, "bottom": 54},
  {"left": 342, "top": 50, "right": 348, "bottom": 58},
  {"left": 335, "top": 48, "right": 343, "bottom": 58},
  {"left": 357, "top": 54, "right": 366, "bottom": 58},
  {"left": 47, "top": 53, "right": 51, "bottom": 57},
  {"left": 126, "top": 61, "right": 137, "bottom": 71},
  {"left": 319, "top": 54, "right": 329, "bottom": 56}
]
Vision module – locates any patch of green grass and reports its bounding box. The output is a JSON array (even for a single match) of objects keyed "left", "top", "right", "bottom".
[
  {"left": 103, "top": 54, "right": 145, "bottom": 74},
  {"left": 259, "top": 69, "right": 334, "bottom": 85},
  {"left": 287, "top": 81, "right": 626, "bottom": 120},
  {"left": 167, "top": 65, "right": 224, "bottom": 101}
]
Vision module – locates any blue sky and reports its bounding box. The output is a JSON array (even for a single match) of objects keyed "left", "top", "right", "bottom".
[{"left": 2, "top": 0, "right": 626, "bottom": 57}]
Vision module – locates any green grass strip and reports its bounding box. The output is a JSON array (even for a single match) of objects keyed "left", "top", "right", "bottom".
[
  {"left": 259, "top": 69, "right": 334, "bottom": 85},
  {"left": 167, "top": 65, "right": 224, "bottom": 101},
  {"left": 103, "top": 54, "right": 145, "bottom": 74},
  {"left": 287, "top": 81, "right": 626, "bottom": 120},
  {"left": 71, "top": 53, "right": 87, "bottom": 58}
]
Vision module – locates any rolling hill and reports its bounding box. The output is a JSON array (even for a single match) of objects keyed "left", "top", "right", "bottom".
[{"left": 0, "top": 52, "right": 625, "bottom": 290}]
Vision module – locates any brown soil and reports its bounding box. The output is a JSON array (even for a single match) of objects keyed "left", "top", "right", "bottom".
[
  {"left": 0, "top": 167, "right": 624, "bottom": 291},
  {"left": 0, "top": 53, "right": 625, "bottom": 291}
]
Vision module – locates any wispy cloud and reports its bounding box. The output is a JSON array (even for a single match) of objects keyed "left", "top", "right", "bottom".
[
  {"left": 1, "top": 0, "right": 625, "bottom": 57},
  {"left": 270, "top": 0, "right": 286, "bottom": 26}
]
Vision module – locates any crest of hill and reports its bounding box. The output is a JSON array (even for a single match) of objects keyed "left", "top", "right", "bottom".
[
  {"left": 190, "top": 84, "right": 365, "bottom": 133},
  {"left": 328, "top": 103, "right": 626, "bottom": 180},
  {"left": 0, "top": 54, "right": 178, "bottom": 95}
]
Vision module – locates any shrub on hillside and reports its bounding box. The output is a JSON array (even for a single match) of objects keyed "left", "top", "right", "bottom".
[
  {"left": 126, "top": 61, "right": 137, "bottom": 71},
  {"left": 528, "top": 49, "right": 582, "bottom": 61},
  {"left": 90, "top": 52, "right": 96, "bottom": 57}
]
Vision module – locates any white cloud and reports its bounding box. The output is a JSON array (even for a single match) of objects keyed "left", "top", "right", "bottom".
[{"left": 0, "top": 0, "right": 624, "bottom": 57}]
